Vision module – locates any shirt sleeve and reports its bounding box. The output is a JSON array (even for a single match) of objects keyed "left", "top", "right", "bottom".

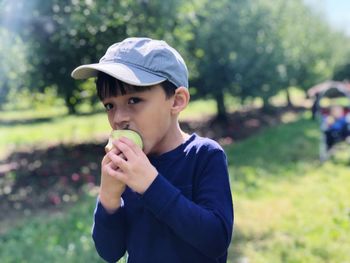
[
  {"left": 141, "top": 149, "right": 234, "bottom": 259},
  {"left": 92, "top": 198, "right": 127, "bottom": 263}
]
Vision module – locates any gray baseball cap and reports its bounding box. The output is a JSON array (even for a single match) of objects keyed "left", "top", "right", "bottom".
[{"left": 71, "top": 37, "right": 188, "bottom": 88}]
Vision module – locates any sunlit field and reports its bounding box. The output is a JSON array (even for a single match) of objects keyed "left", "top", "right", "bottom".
[
  {"left": 227, "top": 116, "right": 350, "bottom": 263},
  {"left": 1, "top": 103, "right": 349, "bottom": 262}
]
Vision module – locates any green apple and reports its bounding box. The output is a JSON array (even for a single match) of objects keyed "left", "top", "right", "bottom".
[{"left": 105, "top": 130, "right": 143, "bottom": 152}]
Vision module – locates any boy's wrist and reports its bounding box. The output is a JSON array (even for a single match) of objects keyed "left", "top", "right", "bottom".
[{"left": 99, "top": 193, "right": 123, "bottom": 214}]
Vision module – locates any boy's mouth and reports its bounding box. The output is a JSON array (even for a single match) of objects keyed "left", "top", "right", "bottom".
[{"left": 121, "top": 124, "right": 130, "bottom": 130}]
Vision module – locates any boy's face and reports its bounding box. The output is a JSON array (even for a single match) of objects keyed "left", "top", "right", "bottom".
[
  {"left": 102, "top": 85, "right": 176, "bottom": 155},
  {"left": 330, "top": 106, "right": 343, "bottom": 119}
]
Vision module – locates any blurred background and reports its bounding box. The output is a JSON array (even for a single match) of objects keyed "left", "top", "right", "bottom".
[{"left": 1, "top": 0, "right": 350, "bottom": 262}]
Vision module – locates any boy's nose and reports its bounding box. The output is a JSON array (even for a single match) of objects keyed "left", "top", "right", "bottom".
[{"left": 113, "top": 108, "right": 130, "bottom": 129}]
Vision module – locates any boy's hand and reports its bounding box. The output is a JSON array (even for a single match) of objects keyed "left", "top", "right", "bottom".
[
  {"left": 106, "top": 137, "right": 158, "bottom": 194},
  {"left": 99, "top": 147, "right": 126, "bottom": 213}
]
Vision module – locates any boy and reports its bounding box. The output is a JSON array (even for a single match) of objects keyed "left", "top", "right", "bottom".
[
  {"left": 71, "top": 37, "right": 233, "bottom": 263},
  {"left": 323, "top": 105, "right": 349, "bottom": 149}
]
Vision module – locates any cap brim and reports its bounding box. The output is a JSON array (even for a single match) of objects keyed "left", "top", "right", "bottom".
[{"left": 71, "top": 63, "right": 166, "bottom": 86}]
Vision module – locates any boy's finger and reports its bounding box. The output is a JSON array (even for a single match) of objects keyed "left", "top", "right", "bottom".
[
  {"left": 108, "top": 151, "right": 129, "bottom": 171},
  {"left": 118, "top": 137, "right": 141, "bottom": 155},
  {"left": 102, "top": 147, "right": 121, "bottom": 165},
  {"left": 102, "top": 154, "right": 111, "bottom": 165},
  {"left": 107, "top": 167, "right": 127, "bottom": 183},
  {"left": 105, "top": 159, "right": 119, "bottom": 171},
  {"left": 114, "top": 140, "right": 137, "bottom": 161},
  {"left": 106, "top": 143, "right": 122, "bottom": 154}
]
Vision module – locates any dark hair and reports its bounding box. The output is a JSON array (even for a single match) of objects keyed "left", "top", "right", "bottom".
[{"left": 95, "top": 71, "right": 177, "bottom": 101}]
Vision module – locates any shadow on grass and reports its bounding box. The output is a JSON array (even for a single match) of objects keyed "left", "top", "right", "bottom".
[
  {"left": 181, "top": 105, "right": 307, "bottom": 143},
  {"left": 0, "top": 109, "right": 106, "bottom": 127},
  {"left": 0, "top": 116, "right": 63, "bottom": 126},
  {"left": 0, "top": 142, "right": 105, "bottom": 225}
]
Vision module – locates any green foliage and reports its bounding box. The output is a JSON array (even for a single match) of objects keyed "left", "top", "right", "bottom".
[
  {"left": 1, "top": 0, "right": 350, "bottom": 116},
  {"left": 2, "top": 0, "right": 350, "bottom": 117},
  {"left": 189, "top": 0, "right": 350, "bottom": 114},
  {"left": 0, "top": 27, "right": 29, "bottom": 108},
  {"left": 0, "top": 0, "right": 192, "bottom": 113},
  {"left": 333, "top": 63, "right": 350, "bottom": 81},
  {"left": 3, "top": 86, "right": 66, "bottom": 111}
]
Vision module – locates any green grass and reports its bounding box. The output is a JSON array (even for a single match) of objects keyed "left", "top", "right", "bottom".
[
  {"left": 227, "top": 116, "right": 350, "bottom": 263},
  {"left": 0, "top": 99, "right": 218, "bottom": 155},
  {"left": 1, "top": 112, "right": 110, "bottom": 147},
  {"left": 1, "top": 106, "right": 350, "bottom": 262},
  {"left": 0, "top": 192, "right": 105, "bottom": 263},
  {"left": 0, "top": 107, "right": 109, "bottom": 158}
]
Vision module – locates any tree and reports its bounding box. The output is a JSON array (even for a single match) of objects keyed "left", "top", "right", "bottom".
[
  {"left": 0, "top": 0, "right": 189, "bottom": 113},
  {"left": 190, "top": 0, "right": 350, "bottom": 119},
  {"left": 189, "top": 0, "right": 246, "bottom": 121},
  {"left": 2, "top": 0, "right": 348, "bottom": 115},
  {"left": 190, "top": 0, "right": 287, "bottom": 118},
  {"left": 0, "top": 27, "right": 29, "bottom": 108},
  {"left": 333, "top": 63, "right": 350, "bottom": 81},
  {"left": 273, "top": 0, "right": 350, "bottom": 100}
]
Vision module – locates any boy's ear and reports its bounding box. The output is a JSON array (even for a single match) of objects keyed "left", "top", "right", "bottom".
[{"left": 171, "top": 86, "right": 190, "bottom": 114}]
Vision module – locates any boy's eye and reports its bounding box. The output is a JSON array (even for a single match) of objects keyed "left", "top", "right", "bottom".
[
  {"left": 128, "top": 97, "right": 141, "bottom": 104},
  {"left": 104, "top": 103, "right": 113, "bottom": 111}
]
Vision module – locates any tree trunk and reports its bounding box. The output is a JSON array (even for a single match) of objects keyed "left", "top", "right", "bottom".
[
  {"left": 214, "top": 92, "right": 228, "bottom": 123},
  {"left": 286, "top": 88, "right": 293, "bottom": 108},
  {"left": 64, "top": 94, "right": 77, "bottom": 115},
  {"left": 261, "top": 96, "right": 274, "bottom": 113}
]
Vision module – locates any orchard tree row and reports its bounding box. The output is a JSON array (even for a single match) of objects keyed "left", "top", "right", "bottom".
[{"left": 1, "top": 0, "right": 349, "bottom": 118}]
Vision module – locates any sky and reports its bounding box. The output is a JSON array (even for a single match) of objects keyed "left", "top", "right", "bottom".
[{"left": 304, "top": 0, "right": 350, "bottom": 36}]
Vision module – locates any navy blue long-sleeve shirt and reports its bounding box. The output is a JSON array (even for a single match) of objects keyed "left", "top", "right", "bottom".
[{"left": 92, "top": 133, "right": 234, "bottom": 263}]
